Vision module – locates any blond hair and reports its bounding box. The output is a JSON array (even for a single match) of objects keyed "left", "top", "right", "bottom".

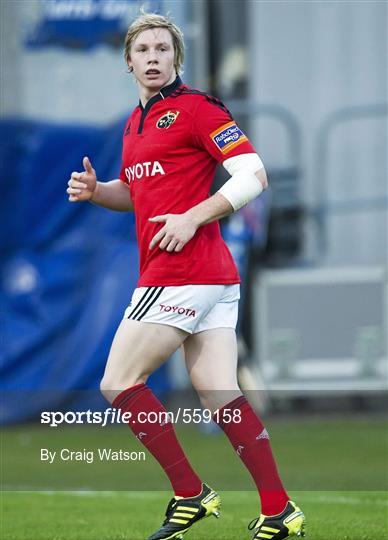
[{"left": 124, "top": 12, "right": 185, "bottom": 74}]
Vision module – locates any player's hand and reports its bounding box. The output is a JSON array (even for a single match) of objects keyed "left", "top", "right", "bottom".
[
  {"left": 67, "top": 156, "right": 97, "bottom": 202},
  {"left": 148, "top": 213, "right": 199, "bottom": 252}
]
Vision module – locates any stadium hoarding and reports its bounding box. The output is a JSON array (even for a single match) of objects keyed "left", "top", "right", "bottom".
[{"left": 24, "top": 0, "right": 163, "bottom": 50}]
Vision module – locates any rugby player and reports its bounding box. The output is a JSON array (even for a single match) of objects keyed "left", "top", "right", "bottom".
[{"left": 67, "top": 12, "right": 305, "bottom": 540}]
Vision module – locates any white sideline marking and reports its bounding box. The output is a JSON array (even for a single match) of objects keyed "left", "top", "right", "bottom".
[
  {"left": 296, "top": 494, "right": 388, "bottom": 507},
  {"left": 2, "top": 488, "right": 160, "bottom": 498},
  {"left": 3, "top": 490, "right": 388, "bottom": 506}
]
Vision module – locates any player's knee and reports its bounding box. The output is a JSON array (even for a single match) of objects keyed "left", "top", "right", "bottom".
[
  {"left": 195, "top": 390, "right": 215, "bottom": 414},
  {"left": 100, "top": 375, "right": 115, "bottom": 403},
  {"left": 195, "top": 388, "right": 241, "bottom": 414},
  {"left": 100, "top": 372, "right": 148, "bottom": 403}
]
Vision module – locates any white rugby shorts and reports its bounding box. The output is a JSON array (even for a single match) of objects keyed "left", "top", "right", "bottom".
[{"left": 123, "top": 284, "right": 240, "bottom": 334}]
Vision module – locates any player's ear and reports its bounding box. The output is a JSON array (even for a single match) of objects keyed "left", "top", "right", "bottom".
[{"left": 127, "top": 60, "right": 133, "bottom": 74}]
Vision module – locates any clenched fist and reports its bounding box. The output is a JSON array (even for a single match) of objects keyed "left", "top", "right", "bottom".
[{"left": 67, "top": 156, "right": 97, "bottom": 202}]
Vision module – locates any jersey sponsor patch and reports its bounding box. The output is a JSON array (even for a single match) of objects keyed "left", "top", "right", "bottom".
[{"left": 210, "top": 121, "right": 248, "bottom": 154}]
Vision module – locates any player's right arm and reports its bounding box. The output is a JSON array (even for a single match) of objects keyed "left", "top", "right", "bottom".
[{"left": 67, "top": 156, "right": 133, "bottom": 212}]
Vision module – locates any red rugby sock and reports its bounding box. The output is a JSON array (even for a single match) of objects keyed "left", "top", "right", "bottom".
[
  {"left": 113, "top": 384, "right": 202, "bottom": 498},
  {"left": 214, "top": 395, "right": 289, "bottom": 515}
]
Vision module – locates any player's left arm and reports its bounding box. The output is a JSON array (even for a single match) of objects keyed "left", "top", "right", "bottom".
[
  {"left": 149, "top": 98, "right": 267, "bottom": 253},
  {"left": 185, "top": 156, "right": 268, "bottom": 225},
  {"left": 148, "top": 154, "right": 268, "bottom": 252}
]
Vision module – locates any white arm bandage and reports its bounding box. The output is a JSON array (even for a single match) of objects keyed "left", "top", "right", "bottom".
[{"left": 218, "top": 153, "right": 265, "bottom": 211}]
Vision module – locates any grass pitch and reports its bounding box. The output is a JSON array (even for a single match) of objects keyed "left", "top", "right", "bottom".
[
  {"left": 2, "top": 490, "right": 387, "bottom": 539},
  {"left": 2, "top": 416, "right": 387, "bottom": 539}
]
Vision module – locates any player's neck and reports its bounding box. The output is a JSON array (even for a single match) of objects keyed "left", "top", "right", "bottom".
[
  {"left": 138, "top": 72, "right": 177, "bottom": 107},
  {"left": 139, "top": 89, "right": 159, "bottom": 108}
]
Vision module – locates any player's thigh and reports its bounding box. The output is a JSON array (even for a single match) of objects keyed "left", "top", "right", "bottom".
[
  {"left": 101, "top": 319, "right": 188, "bottom": 401},
  {"left": 183, "top": 328, "right": 241, "bottom": 412}
]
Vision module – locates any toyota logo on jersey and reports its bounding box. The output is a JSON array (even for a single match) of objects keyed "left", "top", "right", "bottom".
[{"left": 125, "top": 161, "right": 165, "bottom": 183}]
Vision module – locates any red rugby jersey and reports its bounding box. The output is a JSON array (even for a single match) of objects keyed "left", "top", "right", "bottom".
[{"left": 119, "top": 76, "right": 257, "bottom": 287}]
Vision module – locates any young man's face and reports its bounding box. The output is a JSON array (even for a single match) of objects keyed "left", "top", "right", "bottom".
[{"left": 128, "top": 28, "right": 176, "bottom": 94}]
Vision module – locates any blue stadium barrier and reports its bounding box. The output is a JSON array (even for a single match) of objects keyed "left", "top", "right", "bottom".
[{"left": 0, "top": 118, "right": 171, "bottom": 423}]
